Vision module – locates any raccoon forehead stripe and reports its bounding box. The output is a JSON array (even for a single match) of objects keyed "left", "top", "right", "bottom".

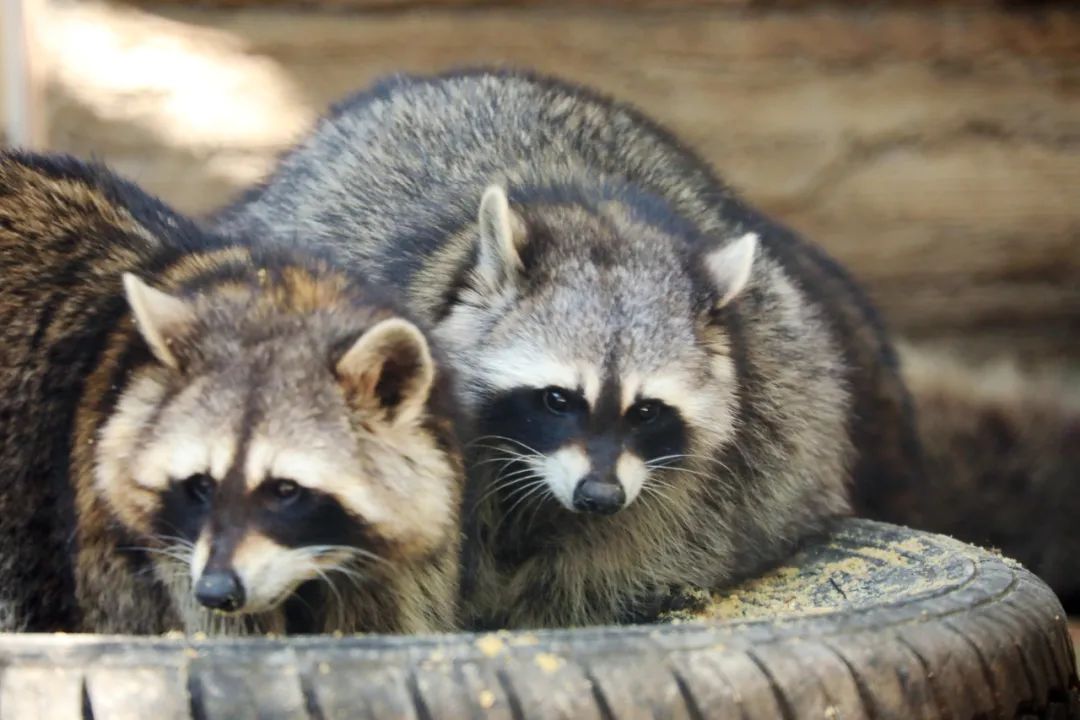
[
  {"left": 482, "top": 348, "right": 579, "bottom": 395},
  {"left": 243, "top": 439, "right": 391, "bottom": 526},
  {"left": 166, "top": 440, "right": 210, "bottom": 483},
  {"left": 209, "top": 436, "right": 237, "bottom": 480},
  {"left": 244, "top": 440, "right": 329, "bottom": 490},
  {"left": 579, "top": 365, "right": 601, "bottom": 407},
  {"left": 639, "top": 373, "right": 712, "bottom": 425},
  {"left": 620, "top": 373, "right": 643, "bottom": 412}
]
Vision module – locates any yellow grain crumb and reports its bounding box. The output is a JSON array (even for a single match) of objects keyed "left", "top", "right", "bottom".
[
  {"left": 534, "top": 653, "right": 563, "bottom": 674},
  {"left": 855, "top": 546, "right": 909, "bottom": 565},
  {"left": 510, "top": 633, "right": 539, "bottom": 646},
  {"left": 476, "top": 634, "right": 505, "bottom": 658},
  {"left": 318, "top": 662, "right": 331, "bottom": 675},
  {"left": 478, "top": 690, "right": 496, "bottom": 709},
  {"left": 893, "top": 538, "right": 927, "bottom": 554}
]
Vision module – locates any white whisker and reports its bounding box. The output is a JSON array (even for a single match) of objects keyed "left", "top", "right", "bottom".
[{"left": 467, "top": 435, "right": 543, "bottom": 456}]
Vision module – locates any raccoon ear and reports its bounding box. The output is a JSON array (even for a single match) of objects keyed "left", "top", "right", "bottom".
[
  {"left": 475, "top": 185, "right": 526, "bottom": 290},
  {"left": 336, "top": 318, "right": 436, "bottom": 424},
  {"left": 704, "top": 232, "right": 758, "bottom": 308},
  {"left": 122, "top": 273, "right": 195, "bottom": 370}
]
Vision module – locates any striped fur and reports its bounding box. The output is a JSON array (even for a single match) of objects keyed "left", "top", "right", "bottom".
[{"left": 0, "top": 152, "right": 463, "bottom": 635}]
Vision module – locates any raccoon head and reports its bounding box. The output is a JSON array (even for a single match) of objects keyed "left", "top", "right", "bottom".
[
  {"left": 441, "top": 185, "right": 756, "bottom": 517},
  {"left": 96, "top": 270, "right": 458, "bottom": 616}
]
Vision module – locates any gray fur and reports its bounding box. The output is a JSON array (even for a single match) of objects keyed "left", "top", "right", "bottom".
[{"left": 218, "top": 69, "right": 919, "bottom": 628}]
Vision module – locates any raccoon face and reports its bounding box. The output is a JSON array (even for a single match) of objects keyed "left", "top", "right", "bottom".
[
  {"left": 442, "top": 186, "right": 756, "bottom": 516},
  {"left": 97, "top": 273, "right": 457, "bottom": 615}
]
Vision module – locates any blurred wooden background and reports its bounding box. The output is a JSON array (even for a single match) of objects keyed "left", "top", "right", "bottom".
[{"left": 3, "top": 0, "right": 1078, "bottom": 364}]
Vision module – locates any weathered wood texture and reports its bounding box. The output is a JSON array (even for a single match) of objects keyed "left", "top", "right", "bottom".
[
  {"left": 113, "top": 0, "right": 1072, "bottom": 9},
  {"left": 36, "top": 2, "right": 1080, "bottom": 357}
]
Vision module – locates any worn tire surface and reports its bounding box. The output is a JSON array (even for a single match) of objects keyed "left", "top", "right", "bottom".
[{"left": 0, "top": 520, "right": 1075, "bottom": 719}]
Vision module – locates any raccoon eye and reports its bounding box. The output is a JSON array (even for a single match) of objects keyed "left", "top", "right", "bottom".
[
  {"left": 181, "top": 473, "right": 215, "bottom": 503},
  {"left": 268, "top": 478, "right": 303, "bottom": 505},
  {"left": 541, "top": 387, "right": 571, "bottom": 415},
  {"left": 630, "top": 400, "right": 663, "bottom": 426}
]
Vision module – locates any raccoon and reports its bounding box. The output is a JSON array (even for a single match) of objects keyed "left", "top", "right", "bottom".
[
  {"left": 0, "top": 151, "right": 463, "bottom": 635},
  {"left": 215, "top": 69, "right": 921, "bottom": 628}
]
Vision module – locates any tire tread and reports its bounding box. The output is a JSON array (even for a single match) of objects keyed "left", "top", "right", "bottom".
[{"left": 2, "top": 521, "right": 1075, "bottom": 720}]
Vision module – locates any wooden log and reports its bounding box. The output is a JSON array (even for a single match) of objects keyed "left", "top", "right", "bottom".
[
  {"left": 38, "top": 2, "right": 1080, "bottom": 357},
  {"left": 110, "top": 0, "right": 1080, "bottom": 10}
]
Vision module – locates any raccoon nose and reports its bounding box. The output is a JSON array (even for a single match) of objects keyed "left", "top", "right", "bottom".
[
  {"left": 194, "top": 569, "right": 245, "bottom": 612},
  {"left": 573, "top": 478, "right": 626, "bottom": 515}
]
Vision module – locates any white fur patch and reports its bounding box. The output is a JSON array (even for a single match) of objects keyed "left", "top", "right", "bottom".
[
  {"left": 243, "top": 438, "right": 274, "bottom": 488},
  {"left": 97, "top": 375, "right": 170, "bottom": 493},
  {"left": 229, "top": 533, "right": 310, "bottom": 613},
  {"left": 190, "top": 534, "right": 210, "bottom": 584},
  {"left": 131, "top": 436, "right": 205, "bottom": 492},
  {"left": 615, "top": 452, "right": 649, "bottom": 505},
  {"left": 209, "top": 436, "right": 237, "bottom": 481},
  {"left": 579, "top": 364, "right": 602, "bottom": 407},
  {"left": 476, "top": 185, "right": 525, "bottom": 291},
  {"left": 482, "top": 346, "right": 579, "bottom": 394},
  {"left": 620, "top": 372, "right": 642, "bottom": 412},
  {"left": 532, "top": 446, "right": 591, "bottom": 510},
  {"left": 480, "top": 347, "right": 606, "bottom": 412},
  {"left": 704, "top": 232, "right": 758, "bottom": 308},
  {"left": 639, "top": 372, "right": 708, "bottom": 426},
  {"left": 122, "top": 273, "right": 195, "bottom": 370},
  {"left": 709, "top": 354, "right": 736, "bottom": 386},
  {"left": 244, "top": 439, "right": 389, "bottom": 528}
]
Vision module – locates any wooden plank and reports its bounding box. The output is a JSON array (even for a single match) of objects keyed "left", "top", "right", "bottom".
[
  {"left": 39, "top": 2, "right": 1080, "bottom": 355},
  {"left": 112, "top": 0, "right": 1080, "bottom": 10},
  {"left": 0, "top": 666, "right": 84, "bottom": 720},
  {"left": 2, "top": 0, "right": 47, "bottom": 148}
]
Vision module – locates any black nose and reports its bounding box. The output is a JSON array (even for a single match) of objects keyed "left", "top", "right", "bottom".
[
  {"left": 194, "top": 569, "right": 245, "bottom": 612},
  {"left": 573, "top": 479, "right": 626, "bottom": 515}
]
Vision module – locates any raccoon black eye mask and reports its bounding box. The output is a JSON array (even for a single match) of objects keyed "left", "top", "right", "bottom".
[
  {"left": 0, "top": 150, "right": 463, "bottom": 636},
  {"left": 215, "top": 68, "right": 922, "bottom": 630},
  {"left": 480, "top": 385, "right": 688, "bottom": 515}
]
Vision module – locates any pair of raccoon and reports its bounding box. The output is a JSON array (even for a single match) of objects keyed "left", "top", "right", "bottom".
[{"left": 5, "top": 69, "right": 1067, "bottom": 635}]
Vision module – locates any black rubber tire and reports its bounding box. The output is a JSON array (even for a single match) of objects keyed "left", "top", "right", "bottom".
[{"left": 0, "top": 520, "right": 1075, "bottom": 719}]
